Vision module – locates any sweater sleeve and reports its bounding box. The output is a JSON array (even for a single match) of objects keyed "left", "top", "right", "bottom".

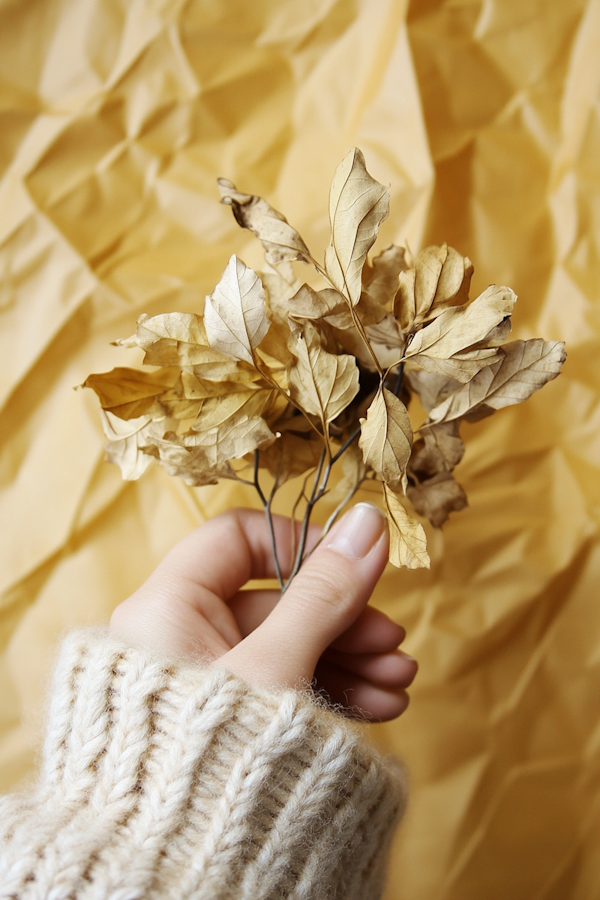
[{"left": 0, "top": 628, "right": 407, "bottom": 900}]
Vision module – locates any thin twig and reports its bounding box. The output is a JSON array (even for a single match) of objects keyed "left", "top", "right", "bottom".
[
  {"left": 281, "top": 448, "right": 327, "bottom": 594},
  {"left": 393, "top": 362, "right": 405, "bottom": 396},
  {"left": 253, "top": 450, "right": 284, "bottom": 589}
]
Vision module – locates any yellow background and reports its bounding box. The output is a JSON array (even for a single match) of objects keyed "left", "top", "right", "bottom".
[{"left": 1, "top": 1, "right": 599, "bottom": 897}]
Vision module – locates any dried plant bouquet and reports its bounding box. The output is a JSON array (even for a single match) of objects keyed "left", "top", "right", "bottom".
[{"left": 84, "top": 149, "right": 565, "bottom": 591}]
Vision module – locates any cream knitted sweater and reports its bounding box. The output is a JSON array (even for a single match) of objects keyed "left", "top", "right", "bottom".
[{"left": 0, "top": 629, "right": 406, "bottom": 899}]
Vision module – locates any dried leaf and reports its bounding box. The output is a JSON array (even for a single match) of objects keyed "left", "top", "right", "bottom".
[
  {"left": 327, "top": 441, "right": 367, "bottom": 505},
  {"left": 288, "top": 321, "right": 359, "bottom": 426},
  {"left": 395, "top": 244, "right": 473, "bottom": 332},
  {"left": 190, "top": 358, "right": 258, "bottom": 383},
  {"left": 83, "top": 367, "right": 180, "bottom": 420},
  {"left": 172, "top": 414, "right": 275, "bottom": 468},
  {"left": 324, "top": 148, "right": 389, "bottom": 305},
  {"left": 204, "top": 255, "right": 270, "bottom": 364},
  {"left": 404, "top": 285, "right": 516, "bottom": 362},
  {"left": 152, "top": 440, "right": 236, "bottom": 487},
  {"left": 261, "top": 267, "right": 302, "bottom": 322},
  {"left": 410, "top": 421, "right": 465, "bottom": 476},
  {"left": 384, "top": 485, "right": 430, "bottom": 569},
  {"left": 181, "top": 369, "right": 266, "bottom": 400},
  {"left": 218, "top": 178, "right": 312, "bottom": 267},
  {"left": 405, "top": 368, "right": 462, "bottom": 413},
  {"left": 156, "top": 380, "right": 204, "bottom": 422},
  {"left": 363, "top": 244, "right": 407, "bottom": 308},
  {"left": 359, "top": 387, "right": 412, "bottom": 491},
  {"left": 364, "top": 314, "right": 405, "bottom": 364},
  {"left": 406, "top": 348, "right": 504, "bottom": 383},
  {"left": 116, "top": 312, "right": 231, "bottom": 368},
  {"left": 427, "top": 339, "right": 567, "bottom": 424},
  {"left": 100, "top": 411, "right": 158, "bottom": 480},
  {"left": 407, "top": 472, "right": 468, "bottom": 528},
  {"left": 288, "top": 282, "right": 346, "bottom": 320},
  {"left": 261, "top": 432, "right": 324, "bottom": 486},
  {"left": 191, "top": 388, "right": 275, "bottom": 432}
]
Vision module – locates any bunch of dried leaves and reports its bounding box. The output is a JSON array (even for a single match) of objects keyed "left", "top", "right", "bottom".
[{"left": 84, "top": 149, "right": 566, "bottom": 589}]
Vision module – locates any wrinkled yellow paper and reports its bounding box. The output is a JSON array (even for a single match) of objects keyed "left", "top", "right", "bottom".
[{"left": 0, "top": 2, "right": 598, "bottom": 899}]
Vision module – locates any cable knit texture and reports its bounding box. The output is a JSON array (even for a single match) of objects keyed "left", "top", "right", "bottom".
[{"left": 0, "top": 629, "right": 407, "bottom": 899}]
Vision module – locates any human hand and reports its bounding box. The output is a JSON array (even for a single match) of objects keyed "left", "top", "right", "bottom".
[{"left": 109, "top": 503, "right": 417, "bottom": 721}]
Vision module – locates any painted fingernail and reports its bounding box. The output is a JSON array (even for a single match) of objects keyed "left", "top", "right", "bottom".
[{"left": 325, "top": 502, "right": 387, "bottom": 560}]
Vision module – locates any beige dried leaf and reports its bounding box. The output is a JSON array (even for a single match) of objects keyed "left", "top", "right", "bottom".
[
  {"left": 405, "top": 368, "right": 463, "bottom": 413},
  {"left": 384, "top": 485, "right": 430, "bottom": 569},
  {"left": 324, "top": 148, "right": 389, "bottom": 305},
  {"left": 83, "top": 367, "right": 180, "bottom": 420},
  {"left": 395, "top": 244, "right": 473, "bottom": 332},
  {"left": 358, "top": 387, "right": 412, "bottom": 491},
  {"left": 191, "top": 388, "right": 275, "bottom": 433},
  {"left": 363, "top": 244, "right": 407, "bottom": 308},
  {"left": 116, "top": 312, "right": 231, "bottom": 368},
  {"left": 204, "top": 255, "right": 270, "bottom": 364},
  {"left": 288, "top": 321, "right": 360, "bottom": 426},
  {"left": 173, "top": 414, "right": 275, "bottom": 468},
  {"left": 100, "top": 411, "right": 157, "bottom": 481},
  {"left": 261, "top": 432, "right": 324, "bottom": 487},
  {"left": 327, "top": 441, "right": 367, "bottom": 505},
  {"left": 428, "top": 339, "right": 567, "bottom": 424},
  {"left": 152, "top": 439, "right": 236, "bottom": 487},
  {"left": 406, "top": 348, "right": 504, "bottom": 383},
  {"left": 410, "top": 421, "right": 465, "bottom": 476},
  {"left": 261, "top": 266, "right": 302, "bottom": 321},
  {"left": 407, "top": 472, "right": 468, "bottom": 528},
  {"left": 218, "top": 179, "right": 312, "bottom": 266},
  {"left": 405, "top": 285, "right": 516, "bottom": 362},
  {"left": 190, "top": 358, "right": 259, "bottom": 383},
  {"left": 181, "top": 369, "right": 266, "bottom": 400},
  {"left": 286, "top": 283, "right": 347, "bottom": 328}
]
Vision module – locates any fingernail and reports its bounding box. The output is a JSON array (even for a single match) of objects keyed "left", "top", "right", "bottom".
[{"left": 325, "top": 502, "right": 387, "bottom": 560}]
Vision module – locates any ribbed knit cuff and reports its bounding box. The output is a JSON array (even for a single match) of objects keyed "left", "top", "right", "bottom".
[{"left": 0, "top": 628, "right": 407, "bottom": 900}]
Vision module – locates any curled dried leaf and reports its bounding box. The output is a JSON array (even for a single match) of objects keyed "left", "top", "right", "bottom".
[
  {"left": 204, "top": 255, "right": 270, "bottom": 364},
  {"left": 100, "top": 411, "right": 158, "bottom": 481},
  {"left": 325, "top": 148, "right": 389, "bottom": 305},
  {"left": 358, "top": 387, "right": 412, "bottom": 491},
  {"left": 384, "top": 485, "right": 430, "bottom": 569},
  {"left": 218, "top": 179, "right": 312, "bottom": 266}
]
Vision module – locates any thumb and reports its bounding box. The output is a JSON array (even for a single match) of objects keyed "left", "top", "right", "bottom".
[{"left": 219, "top": 503, "right": 389, "bottom": 689}]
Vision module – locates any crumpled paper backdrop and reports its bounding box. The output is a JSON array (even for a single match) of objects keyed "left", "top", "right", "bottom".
[{"left": 0, "top": 1, "right": 598, "bottom": 897}]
